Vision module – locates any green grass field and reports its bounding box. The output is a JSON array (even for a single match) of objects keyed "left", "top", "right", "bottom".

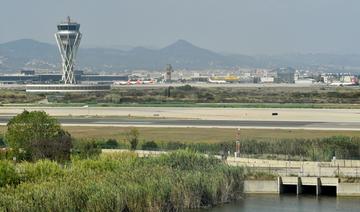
[
  {"left": 2, "top": 125, "right": 360, "bottom": 144},
  {"left": 64, "top": 127, "right": 360, "bottom": 143}
]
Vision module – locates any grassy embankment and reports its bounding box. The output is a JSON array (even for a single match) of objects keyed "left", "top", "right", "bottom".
[
  {"left": 0, "top": 90, "right": 43, "bottom": 104},
  {"left": 53, "top": 86, "right": 360, "bottom": 105},
  {"left": 0, "top": 150, "right": 243, "bottom": 211},
  {"left": 68, "top": 127, "right": 360, "bottom": 161},
  {"left": 1, "top": 126, "right": 360, "bottom": 161},
  {"left": 1, "top": 86, "right": 360, "bottom": 108},
  {"left": 0, "top": 126, "right": 360, "bottom": 161},
  {"left": 2, "top": 126, "right": 360, "bottom": 144},
  {"left": 4, "top": 126, "right": 359, "bottom": 161}
]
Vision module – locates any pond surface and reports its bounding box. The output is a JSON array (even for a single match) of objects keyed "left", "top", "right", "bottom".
[{"left": 194, "top": 195, "right": 360, "bottom": 212}]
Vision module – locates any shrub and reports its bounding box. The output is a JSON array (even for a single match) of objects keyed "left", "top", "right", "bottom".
[
  {"left": 141, "top": 141, "right": 158, "bottom": 150},
  {"left": 0, "top": 137, "right": 5, "bottom": 148},
  {"left": 0, "top": 160, "right": 18, "bottom": 187},
  {"left": 17, "top": 160, "right": 64, "bottom": 183},
  {"left": 72, "top": 140, "right": 101, "bottom": 159},
  {"left": 100, "top": 139, "right": 119, "bottom": 149},
  {"left": 0, "top": 149, "right": 14, "bottom": 160},
  {"left": 157, "top": 149, "right": 221, "bottom": 170}
]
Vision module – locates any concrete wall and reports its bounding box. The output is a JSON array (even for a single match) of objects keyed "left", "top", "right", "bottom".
[
  {"left": 338, "top": 183, "right": 360, "bottom": 196},
  {"left": 282, "top": 177, "right": 298, "bottom": 184},
  {"left": 244, "top": 180, "right": 279, "bottom": 194},
  {"left": 228, "top": 157, "right": 360, "bottom": 177}
]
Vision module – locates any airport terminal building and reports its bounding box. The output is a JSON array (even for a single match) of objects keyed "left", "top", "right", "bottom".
[{"left": 0, "top": 71, "right": 128, "bottom": 85}]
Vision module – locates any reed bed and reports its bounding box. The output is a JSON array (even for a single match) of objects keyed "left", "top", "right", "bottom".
[{"left": 0, "top": 150, "right": 244, "bottom": 211}]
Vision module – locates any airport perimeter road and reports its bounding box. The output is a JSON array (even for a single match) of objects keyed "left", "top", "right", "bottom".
[
  {"left": 1, "top": 107, "right": 360, "bottom": 122},
  {"left": 0, "top": 116, "right": 359, "bottom": 130}
]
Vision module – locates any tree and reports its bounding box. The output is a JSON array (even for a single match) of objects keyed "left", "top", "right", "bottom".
[
  {"left": 126, "top": 128, "right": 139, "bottom": 150},
  {"left": 5, "top": 110, "right": 72, "bottom": 161}
]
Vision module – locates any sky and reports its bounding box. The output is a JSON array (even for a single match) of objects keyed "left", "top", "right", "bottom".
[{"left": 1, "top": 0, "right": 360, "bottom": 55}]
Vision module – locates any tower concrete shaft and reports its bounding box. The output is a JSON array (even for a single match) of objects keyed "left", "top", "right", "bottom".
[{"left": 55, "top": 17, "right": 82, "bottom": 84}]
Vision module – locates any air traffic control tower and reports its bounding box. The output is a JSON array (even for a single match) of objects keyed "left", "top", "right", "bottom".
[
  {"left": 55, "top": 16, "right": 82, "bottom": 84},
  {"left": 26, "top": 17, "right": 110, "bottom": 92}
]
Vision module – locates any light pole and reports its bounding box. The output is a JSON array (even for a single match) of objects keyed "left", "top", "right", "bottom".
[{"left": 235, "top": 128, "right": 240, "bottom": 158}]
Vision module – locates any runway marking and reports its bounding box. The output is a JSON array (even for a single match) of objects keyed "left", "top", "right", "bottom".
[{"left": 94, "top": 121, "right": 153, "bottom": 124}]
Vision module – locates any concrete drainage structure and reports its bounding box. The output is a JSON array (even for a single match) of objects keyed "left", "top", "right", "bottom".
[
  {"left": 279, "top": 177, "right": 338, "bottom": 196},
  {"left": 244, "top": 177, "right": 360, "bottom": 196}
]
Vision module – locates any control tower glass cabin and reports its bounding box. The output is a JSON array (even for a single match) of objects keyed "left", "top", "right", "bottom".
[{"left": 55, "top": 17, "right": 82, "bottom": 84}]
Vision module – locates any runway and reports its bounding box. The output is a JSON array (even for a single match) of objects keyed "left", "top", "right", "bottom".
[
  {"left": 1, "top": 107, "right": 360, "bottom": 122},
  {"left": 0, "top": 116, "right": 359, "bottom": 130}
]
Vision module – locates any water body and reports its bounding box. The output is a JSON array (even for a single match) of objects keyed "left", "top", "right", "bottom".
[{"left": 199, "top": 195, "right": 360, "bottom": 212}]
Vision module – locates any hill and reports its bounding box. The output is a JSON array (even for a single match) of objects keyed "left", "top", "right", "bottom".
[{"left": 1, "top": 39, "right": 360, "bottom": 72}]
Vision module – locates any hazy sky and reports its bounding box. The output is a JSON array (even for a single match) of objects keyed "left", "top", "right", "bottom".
[{"left": 1, "top": 0, "right": 360, "bottom": 54}]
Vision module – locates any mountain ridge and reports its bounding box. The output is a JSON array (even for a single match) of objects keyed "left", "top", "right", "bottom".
[{"left": 1, "top": 39, "right": 360, "bottom": 72}]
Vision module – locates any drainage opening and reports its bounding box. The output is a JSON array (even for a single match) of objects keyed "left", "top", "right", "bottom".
[
  {"left": 282, "top": 185, "right": 297, "bottom": 194},
  {"left": 301, "top": 185, "right": 317, "bottom": 195},
  {"left": 320, "top": 186, "right": 337, "bottom": 196}
]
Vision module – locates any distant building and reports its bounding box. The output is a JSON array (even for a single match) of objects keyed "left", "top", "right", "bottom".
[
  {"left": 190, "top": 73, "right": 209, "bottom": 82},
  {"left": 0, "top": 71, "right": 128, "bottom": 85},
  {"left": 275, "top": 67, "right": 295, "bottom": 83},
  {"left": 164, "top": 64, "right": 174, "bottom": 83},
  {"left": 20, "top": 70, "right": 36, "bottom": 76},
  {"left": 341, "top": 75, "right": 359, "bottom": 84},
  {"left": 254, "top": 69, "right": 269, "bottom": 78},
  {"left": 295, "top": 79, "right": 315, "bottom": 85},
  {"left": 260, "top": 77, "right": 274, "bottom": 83}
]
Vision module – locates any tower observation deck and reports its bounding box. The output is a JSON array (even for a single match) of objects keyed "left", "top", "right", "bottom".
[{"left": 55, "top": 16, "right": 82, "bottom": 84}]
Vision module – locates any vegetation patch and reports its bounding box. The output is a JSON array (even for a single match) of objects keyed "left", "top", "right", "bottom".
[
  {"left": 2, "top": 86, "right": 360, "bottom": 108},
  {"left": 0, "top": 150, "right": 244, "bottom": 211},
  {"left": 90, "top": 135, "right": 360, "bottom": 162}
]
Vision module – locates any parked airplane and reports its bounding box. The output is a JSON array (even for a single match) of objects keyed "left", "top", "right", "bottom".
[
  {"left": 208, "top": 78, "right": 227, "bottom": 84},
  {"left": 113, "top": 79, "right": 155, "bottom": 85},
  {"left": 142, "top": 79, "right": 155, "bottom": 84},
  {"left": 113, "top": 81, "right": 128, "bottom": 85},
  {"left": 330, "top": 82, "right": 357, "bottom": 86}
]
